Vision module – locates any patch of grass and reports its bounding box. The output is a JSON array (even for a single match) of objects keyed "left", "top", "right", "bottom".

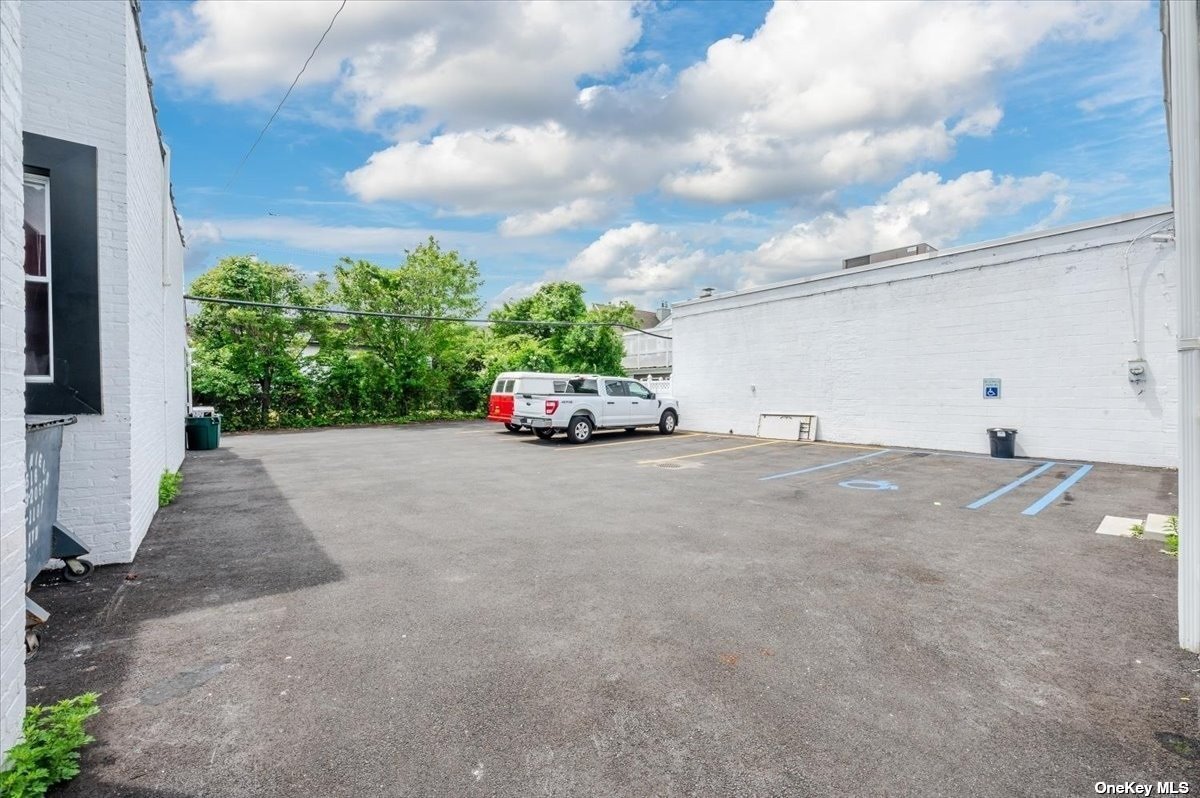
[
  {"left": 1163, "top": 515, "right": 1179, "bottom": 557},
  {"left": 0, "top": 693, "right": 100, "bottom": 798},
  {"left": 158, "top": 470, "right": 183, "bottom": 507},
  {"left": 1130, "top": 521, "right": 1145, "bottom": 539}
]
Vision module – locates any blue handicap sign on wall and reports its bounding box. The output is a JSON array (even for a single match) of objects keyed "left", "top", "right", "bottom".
[{"left": 982, "top": 378, "right": 1001, "bottom": 399}]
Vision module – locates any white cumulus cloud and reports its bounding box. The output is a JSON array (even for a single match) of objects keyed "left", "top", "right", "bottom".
[
  {"left": 534, "top": 168, "right": 1068, "bottom": 302},
  {"left": 163, "top": 0, "right": 1148, "bottom": 298},
  {"left": 171, "top": 0, "right": 642, "bottom": 130},
  {"left": 744, "top": 169, "right": 1068, "bottom": 284},
  {"left": 499, "top": 199, "right": 616, "bottom": 238},
  {"left": 343, "top": 123, "right": 657, "bottom": 211},
  {"left": 557, "top": 222, "right": 714, "bottom": 304},
  {"left": 333, "top": 0, "right": 1139, "bottom": 213}
]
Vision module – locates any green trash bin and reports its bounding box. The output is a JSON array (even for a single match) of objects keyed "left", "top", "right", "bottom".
[{"left": 185, "top": 415, "right": 221, "bottom": 450}]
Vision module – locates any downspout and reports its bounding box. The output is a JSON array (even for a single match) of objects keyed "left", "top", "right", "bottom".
[{"left": 1163, "top": 0, "right": 1200, "bottom": 653}]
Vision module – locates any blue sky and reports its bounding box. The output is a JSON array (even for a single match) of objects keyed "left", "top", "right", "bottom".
[{"left": 142, "top": 0, "right": 1169, "bottom": 309}]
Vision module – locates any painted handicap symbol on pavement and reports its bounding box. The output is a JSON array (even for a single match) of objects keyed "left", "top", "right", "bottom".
[{"left": 838, "top": 479, "right": 899, "bottom": 491}]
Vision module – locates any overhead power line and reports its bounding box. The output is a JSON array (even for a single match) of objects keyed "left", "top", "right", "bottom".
[
  {"left": 224, "top": 0, "right": 349, "bottom": 191},
  {"left": 184, "top": 295, "right": 675, "bottom": 340}
]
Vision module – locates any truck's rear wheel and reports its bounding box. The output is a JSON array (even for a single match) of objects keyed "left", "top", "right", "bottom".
[
  {"left": 504, "top": 422, "right": 522, "bottom": 432},
  {"left": 567, "top": 416, "right": 594, "bottom": 444},
  {"left": 535, "top": 428, "right": 555, "bottom": 440},
  {"left": 659, "top": 410, "right": 677, "bottom": 435}
]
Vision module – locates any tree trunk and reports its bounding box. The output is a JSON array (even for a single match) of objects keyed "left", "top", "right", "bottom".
[{"left": 260, "top": 371, "right": 272, "bottom": 428}]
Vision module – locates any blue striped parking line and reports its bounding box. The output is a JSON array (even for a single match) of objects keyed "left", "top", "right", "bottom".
[
  {"left": 1021, "top": 464, "right": 1093, "bottom": 516},
  {"left": 965, "top": 461, "right": 1056, "bottom": 509},
  {"left": 759, "top": 449, "right": 892, "bottom": 481}
]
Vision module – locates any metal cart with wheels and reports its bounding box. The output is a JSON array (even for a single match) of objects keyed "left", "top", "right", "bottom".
[{"left": 24, "top": 416, "right": 92, "bottom": 660}]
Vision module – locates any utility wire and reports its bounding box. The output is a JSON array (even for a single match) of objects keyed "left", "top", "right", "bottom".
[
  {"left": 184, "top": 295, "right": 675, "bottom": 340},
  {"left": 223, "top": 0, "right": 349, "bottom": 191}
]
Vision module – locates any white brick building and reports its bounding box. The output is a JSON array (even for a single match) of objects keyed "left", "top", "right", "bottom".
[
  {"left": 1, "top": 0, "right": 28, "bottom": 761},
  {"left": 672, "top": 209, "right": 1179, "bottom": 468},
  {"left": 0, "top": 0, "right": 186, "bottom": 757}
]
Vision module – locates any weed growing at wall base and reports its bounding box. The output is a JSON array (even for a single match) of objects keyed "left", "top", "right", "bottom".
[
  {"left": 1128, "top": 516, "right": 1179, "bottom": 556},
  {"left": 0, "top": 693, "right": 100, "bottom": 798},
  {"left": 1163, "top": 515, "right": 1179, "bottom": 557},
  {"left": 158, "top": 470, "right": 182, "bottom": 507}
]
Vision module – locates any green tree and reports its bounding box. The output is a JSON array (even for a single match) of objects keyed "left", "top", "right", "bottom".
[
  {"left": 487, "top": 282, "right": 632, "bottom": 374},
  {"left": 332, "top": 238, "right": 482, "bottom": 415},
  {"left": 186, "top": 250, "right": 637, "bottom": 429},
  {"left": 489, "top": 281, "right": 587, "bottom": 342},
  {"left": 561, "top": 300, "right": 636, "bottom": 374},
  {"left": 189, "top": 256, "right": 320, "bottom": 428}
]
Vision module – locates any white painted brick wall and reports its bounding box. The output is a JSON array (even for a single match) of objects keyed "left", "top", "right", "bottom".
[
  {"left": 126, "top": 14, "right": 164, "bottom": 552},
  {"left": 672, "top": 211, "right": 1179, "bottom": 467},
  {"left": 163, "top": 210, "right": 186, "bottom": 474},
  {"left": 22, "top": 0, "right": 186, "bottom": 564},
  {"left": 126, "top": 15, "right": 185, "bottom": 554},
  {"left": 23, "top": 0, "right": 133, "bottom": 565},
  {"left": 0, "top": 0, "right": 25, "bottom": 759}
]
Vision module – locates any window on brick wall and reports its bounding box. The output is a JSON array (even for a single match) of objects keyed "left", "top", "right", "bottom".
[
  {"left": 23, "top": 133, "right": 102, "bottom": 415},
  {"left": 24, "top": 174, "right": 53, "bottom": 381}
]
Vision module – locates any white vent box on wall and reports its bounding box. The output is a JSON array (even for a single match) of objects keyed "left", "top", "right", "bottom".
[{"left": 758, "top": 414, "right": 816, "bottom": 441}]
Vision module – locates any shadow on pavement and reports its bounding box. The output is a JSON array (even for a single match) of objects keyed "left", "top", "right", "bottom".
[{"left": 27, "top": 447, "right": 343, "bottom": 796}]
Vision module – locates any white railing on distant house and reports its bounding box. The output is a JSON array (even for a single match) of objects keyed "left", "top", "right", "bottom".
[
  {"left": 622, "top": 322, "right": 673, "bottom": 372},
  {"left": 622, "top": 350, "right": 673, "bottom": 370}
]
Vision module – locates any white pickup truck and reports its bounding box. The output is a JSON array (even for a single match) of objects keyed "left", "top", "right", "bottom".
[{"left": 512, "top": 375, "right": 680, "bottom": 443}]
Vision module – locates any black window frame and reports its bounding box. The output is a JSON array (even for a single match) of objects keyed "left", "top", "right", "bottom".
[{"left": 23, "top": 133, "right": 102, "bottom": 415}]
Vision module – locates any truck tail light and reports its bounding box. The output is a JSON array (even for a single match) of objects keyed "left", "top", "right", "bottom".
[{"left": 544, "top": 400, "right": 559, "bottom": 414}]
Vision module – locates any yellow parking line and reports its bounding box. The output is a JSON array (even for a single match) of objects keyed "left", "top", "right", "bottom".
[
  {"left": 802, "top": 440, "right": 887, "bottom": 451},
  {"left": 556, "top": 433, "right": 702, "bottom": 450},
  {"left": 678, "top": 430, "right": 885, "bottom": 451},
  {"left": 639, "top": 439, "right": 783, "bottom": 464}
]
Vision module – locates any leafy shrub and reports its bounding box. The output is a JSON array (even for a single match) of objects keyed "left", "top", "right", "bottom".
[
  {"left": 0, "top": 693, "right": 100, "bottom": 798},
  {"left": 158, "top": 470, "right": 183, "bottom": 507}
]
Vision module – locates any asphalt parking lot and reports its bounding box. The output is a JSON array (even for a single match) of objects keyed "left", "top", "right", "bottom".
[{"left": 27, "top": 422, "right": 1198, "bottom": 797}]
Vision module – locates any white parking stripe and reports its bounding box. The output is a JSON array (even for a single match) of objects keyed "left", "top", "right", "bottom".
[{"left": 759, "top": 449, "right": 892, "bottom": 481}]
